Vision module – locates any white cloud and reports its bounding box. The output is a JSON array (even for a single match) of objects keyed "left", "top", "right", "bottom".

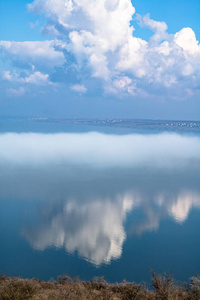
[
  {"left": 1, "top": 0, "right": 200, "bottom": 99},
  {"left": 115, "top": 25, "right": 200, "bottom": 92},
  {"left": 6, "top": 87, "right": 25, "bottom": 97},
  {"left": 26, "top": 0, "right": 200, "bottom": 98},
  {"left": 71, "top": 84, "right": 87, "bottom": 93},
  {"left": 174, "top": 27, "right": 200, "bottom": 55},
  {"left": 27, "top": 0, "right": 135, "bottom": 80},
  {"left": 3, "top": 70, "right": 52, "bottom": 85},
  {"left": 3, "top": 71, "right": 13, "bottom": 81},
  {"left": 136, "top": 13, "right": 168, "bottom": 43},
  {"left": 116, "top": 36, "right": 147, "bottom": 78},
  {"left": 28, "top": 0, "right": 135, "bottom": 51},
  {"left": 113, "top": 76, "right": 136, "bottom": 95},
  {"left": 114, "top": 76, "right": 132, "bottom": 88},
  {"left": 0, "top": 40, "right": 65, "bottom": 71},
  {"left": 23, "top": 71, "right": 51, "bottom": 85}
]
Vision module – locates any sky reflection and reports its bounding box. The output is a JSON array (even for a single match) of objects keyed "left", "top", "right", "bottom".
[{"left": 0, "top": 132, "right": 200, "bottom": 266}]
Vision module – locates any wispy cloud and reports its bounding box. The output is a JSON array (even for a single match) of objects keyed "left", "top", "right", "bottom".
[
  {"left": 0, "top": 40, "right": 65, "bottom": 71},
  {"left": 71, "top": 84, "right": 87, "bottom": 94},
  {"left": 3, "top": 70, "right": 52, "bottom": 85},
  {"left": 6, "top": 87, "right": 25, "bottom": 97}
]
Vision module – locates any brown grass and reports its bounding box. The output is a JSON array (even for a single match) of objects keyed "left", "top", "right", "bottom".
[{"left": 0, "top": 272, "right": 199, "bottom": 300}]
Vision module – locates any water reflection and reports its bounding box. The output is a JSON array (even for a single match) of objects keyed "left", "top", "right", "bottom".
[
  {"left": 128, "top": 190, "right": 200, "bottom": 236},
  {"left": 0, "top": 132, "right": 200, "bottom": 266},
  {"left": 24, "top": 194, "right": 135, "bottom": 265},
  {"left": 22, "top": 188, "right": 200, "bottom": 266}
]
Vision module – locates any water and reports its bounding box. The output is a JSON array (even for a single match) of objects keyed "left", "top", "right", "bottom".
[{"left": 0, "top": 118, "right": 200, "bottom": 283}]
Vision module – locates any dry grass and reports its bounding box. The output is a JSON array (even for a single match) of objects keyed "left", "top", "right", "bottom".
[{"left": 0, "top": 272, "right": 199, "bottom": 300}]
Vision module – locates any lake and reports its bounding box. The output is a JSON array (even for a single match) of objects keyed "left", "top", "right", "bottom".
[{"left": 0, "top": 118, "right": 200, "bottom": 284}]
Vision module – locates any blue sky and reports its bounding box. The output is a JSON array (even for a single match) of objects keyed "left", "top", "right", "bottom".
[{"left": 0, "top": 0, "right": 200, "bottom": 119}]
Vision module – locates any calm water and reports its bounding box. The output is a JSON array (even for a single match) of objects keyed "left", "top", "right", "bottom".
[{"left": 0, "top": 119, "right": 200, "bottom": 283}]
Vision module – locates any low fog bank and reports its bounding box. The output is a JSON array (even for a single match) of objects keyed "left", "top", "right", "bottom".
[{"left": 0, "top": 132, "right": 200, "bottom": 168}]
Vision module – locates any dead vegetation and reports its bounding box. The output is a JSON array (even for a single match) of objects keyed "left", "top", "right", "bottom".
[{"left": 0, "top": 272, "right": 199, "bottom": 300}]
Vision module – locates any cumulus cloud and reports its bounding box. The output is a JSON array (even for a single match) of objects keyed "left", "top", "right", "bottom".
[
  {"left": 25, "top": 0, "right": 200, "bottom": 98},
  {"left": 27, "top": 0, "right": 135, "bottom": 82},
  {"left": 1, "top": 0, "right": 200, "bottom": 99},
  {"left": 28, "top": 0, "right": 135, "bottom": 51},
  {"left": 174, "top": 27, "right": 200, "bottom": 55}
]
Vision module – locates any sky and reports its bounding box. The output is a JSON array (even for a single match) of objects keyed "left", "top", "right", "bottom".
[{"left": 0, "top": 0, "right": 200, "bottom": 120}]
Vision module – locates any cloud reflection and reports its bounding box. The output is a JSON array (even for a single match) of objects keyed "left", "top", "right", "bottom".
[
  {"left": 129, "top": 190, "right": 200, "bottom": 236},
  {"left": 21, "top": 187, "right": 200, "bottom": 265},
  {"left": 168, "top": 191, "right": 200, "bottom": 223},
  {"left": 24, "top": 194, "right": 135, "bottom": 266}
]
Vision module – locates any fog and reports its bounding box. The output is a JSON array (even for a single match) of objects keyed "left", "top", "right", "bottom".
[{"left": 0, "top": 132, "right": 200, "bottom": 168}]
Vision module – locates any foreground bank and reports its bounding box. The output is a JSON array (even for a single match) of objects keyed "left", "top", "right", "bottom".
[{"left": 0, "top": 273, "right": 200, "bottom": 300}]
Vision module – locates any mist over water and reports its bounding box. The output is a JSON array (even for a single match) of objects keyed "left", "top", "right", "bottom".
[
  {"left": 0, "top": 131, "right": 200, "bottom": 282},
  {"left": 0, "top": 131, "right": 200, "bottom": 168}
]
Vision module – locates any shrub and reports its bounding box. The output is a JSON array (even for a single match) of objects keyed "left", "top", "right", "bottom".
[{"left": 0, "top": 278, "right": 35, "bottom": 300}]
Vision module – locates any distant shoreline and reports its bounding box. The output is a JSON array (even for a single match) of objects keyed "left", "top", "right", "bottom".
[{"left": 29, "top": 118, "right": 200, "bottom": 132}]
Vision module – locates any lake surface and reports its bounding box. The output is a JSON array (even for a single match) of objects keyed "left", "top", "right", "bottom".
[{"left": 0, "top": 118, "right": 200, "bottom": 283}]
